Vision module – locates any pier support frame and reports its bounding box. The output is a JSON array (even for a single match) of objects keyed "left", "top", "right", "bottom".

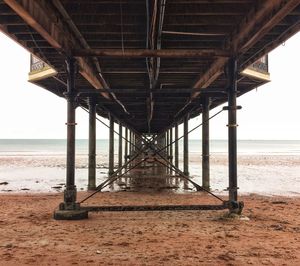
[
  {"left": 54, "top": 57, "right": 88, "bottom": 220},
  {"left": 183, "top": 115, "right": 189, "bottom": 176},
  {"left": 88, "top": 97, "right": 96, "bottom": 190},
  {"left": 166, "top": 130, "right": 169, "bottom": 174},
  {"left": 202, "top": 98, "right": 211, "bottom": 190},
  {"left": 174, "top": 123, "right": 179, "bottom": 168},
  {"left": 118, "top": 123, "right": 123, "bottom": 171},
  {"left": 124, "top": 127, "right": 128, "bottom": 164},
  {"left": 109, "top": 115, "right": 114, "bottom": 176},
  {"left": 169, "top": 128, "right": 173, "bottom": 175},
  {"left": 227, "top": 57, "right": 243, "bottom": 214}
]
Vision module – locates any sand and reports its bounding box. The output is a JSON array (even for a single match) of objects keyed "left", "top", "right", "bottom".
[
  {"left": 0, "top": 191, "right": 299, "bottom": 265},
  {"left": 1, "top": 154, "right": 300, "bottom": 195}
]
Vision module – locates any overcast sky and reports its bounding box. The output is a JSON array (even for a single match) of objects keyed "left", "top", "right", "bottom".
[{"left": 0, "top": 31, "right": 300, "bottom": 140}]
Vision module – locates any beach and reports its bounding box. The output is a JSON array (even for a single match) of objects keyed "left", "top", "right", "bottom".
[
  {"left": 0, "top": 152, "right": 300, "bottom": 196},
  {"left": 0, "top": 192, "right": 299, "bottom": 265},
  {"left": 0, "top": 139, "right": 300, "bottom": 265}
]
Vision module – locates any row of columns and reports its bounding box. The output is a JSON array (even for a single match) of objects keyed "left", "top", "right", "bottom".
[
  {"left": 162, "top": 106, "right": 210, "bottom": 191},
  {"left": 85, "top": 96, "right": 212, "bottom": 193},
  {"left": 57, "top": 56, "right": 239, "bottom": 217},
  {"left": 86, "top": 102, "right": 137, "bottom": 190}
]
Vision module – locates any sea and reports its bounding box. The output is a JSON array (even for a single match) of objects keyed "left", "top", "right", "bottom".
[
  {"left": 1, "top": 139, "right": 300, "bottom": 156},
  {"left": 0, "top": 139, "right": 299, "bottom": 196}
]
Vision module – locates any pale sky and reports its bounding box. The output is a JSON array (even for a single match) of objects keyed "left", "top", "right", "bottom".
[{"left": 0, "top": 31, "right": 300, "bottom": 140}]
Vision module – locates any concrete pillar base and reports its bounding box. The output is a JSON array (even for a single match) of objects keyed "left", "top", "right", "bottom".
[
  {"left": 53, "top": 209, "right": 88, "bottom": 220},
  {"left": 228, "top": 201, "right": 244, "bottom": 215}
]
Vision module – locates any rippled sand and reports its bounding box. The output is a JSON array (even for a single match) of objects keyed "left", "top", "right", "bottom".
[{"left": 0, "top": 192, "right": 299, "bottom": 265}]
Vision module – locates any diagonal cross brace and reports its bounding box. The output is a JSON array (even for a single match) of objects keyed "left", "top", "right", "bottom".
[{"left": 80, "top": 158, "right": 147, "bottom": 203}]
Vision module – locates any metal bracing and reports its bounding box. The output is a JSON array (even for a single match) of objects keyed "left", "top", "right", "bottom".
[
  {"left": 61, "top": 96, "right": 243, "bottom": 215},
  {"left": 82, "top": 204, "right": 228, "bottom": 212},
  {"left": 79, "top": 120, "right": 227, "bottom": 205}
]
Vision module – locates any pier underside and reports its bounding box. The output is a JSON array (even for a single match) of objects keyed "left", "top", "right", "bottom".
[{"left": 1, "top": 0, "right": 300, "bottom": 219}]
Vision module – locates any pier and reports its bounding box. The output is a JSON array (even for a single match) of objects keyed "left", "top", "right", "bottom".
[{"left": 1, "top": 0, "right": 300, "bottom": 220}]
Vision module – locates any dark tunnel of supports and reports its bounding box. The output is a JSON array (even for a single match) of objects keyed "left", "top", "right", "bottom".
[{"left": 54, "top": 56, "right": 243, "bottom": 220}]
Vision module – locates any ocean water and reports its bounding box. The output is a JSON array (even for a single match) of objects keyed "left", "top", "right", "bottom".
[
  {"left": 0, "top": 139, "right": 299, "bottom": 195},
  {"left": 0, "top": 139, "right": 300, "bottom": 156}
]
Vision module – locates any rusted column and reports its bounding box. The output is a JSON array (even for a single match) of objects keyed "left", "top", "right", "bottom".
[
  {"left": 174, "top": 123, "right": 179, "bottom": 168},
  {"left": 118, "top": 122, "right": 123, "bottom": 171},
  {"left": 108, "top": 115, "right": 114, "bottom": 176},
  {"left": 169, "top": 128, "right": 173, "bottom": 175},
  {"left": 129, "top": 130, "right": 133, "bottom": 167},
  {"left": 88, "top": 97, "right": 96, "bottom": 190},
  {"left": 228, "top": 57, "right": 238, "bottom": 202},
  {"left": 64, "top": 57, "right": 77, "bottom": 206},
  {"left": 202, "top": 97, "right": 211, "bottom": 190},
  {"left": 129, "top": 130, "right": 133, "bottom": 155},
  {"left": 157, "top": 134, "right": 167, "bottom": 175},
  {"left": 183, "top": 115, "right": 189, "bottom": 176},
  {"left": 166, "top": 130, "right": 169, "bottom": 174},
  {"left": 124, "top": 127, "right": 128, "bottom": 164},
  {"left": 54, "top": 57, "right": 88, "bottom": 220}
]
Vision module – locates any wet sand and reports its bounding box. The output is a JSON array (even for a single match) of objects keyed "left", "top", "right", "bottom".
[
  {"left": 0, "top": 192, "right": 299, "bottom": 265},
  {"left": 1, "top": 154, "right": 300, "bottom": 195}
]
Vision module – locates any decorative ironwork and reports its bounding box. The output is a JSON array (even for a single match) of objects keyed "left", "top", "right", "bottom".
[
  {"left": 248, "top": 55, "right": 268, "bottom": 73},
  {"left": 30, "top": 54, "right": 48, "bottom": 72}
]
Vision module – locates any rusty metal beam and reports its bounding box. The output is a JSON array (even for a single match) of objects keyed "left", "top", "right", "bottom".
[
  {"left": 3, "top": 0, "right": 110, "bottom": 99},
  {"left": 81, "top": 204, "right": 228, "bottom": 212},
  {"left": 191, "top": 0, "right": 300, "bottom": 99},
  {"left": 72, "top": 48, "right": 231, "bottom": 58}
]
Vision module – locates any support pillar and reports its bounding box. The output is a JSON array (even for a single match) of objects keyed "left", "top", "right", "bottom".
[
  {"left": 227, "top": 57, "right": 243, "bottom": 214},
  {"left": 129, "top": 130, "right": 133, "bottom": 155},
  {"left": 183, "top": 115, "right": 189, "bottom": 176},
  {"left": 108, "top": 114, "right": 114, "bottom": 176},
  {"left": 118, "top": 123, "right": 123, "bottom": 170},
  {"left": 202, "top": 98, "right": 210, "bottom": 190},
  {"left": 174, "top": 123, "right": 179, "bottom": 169},
  {"left": 157, "top": 134, "right": 167, "bottom": 175},
  {"left": 124, "top": 127, "right": 128, "bottom": 164},
  {"left": 54, "top": 57, "right": 88, "bottom": 220},
  {"left": 169, "top": 128, "right": 173, "bottom": 175},
  {"left": 166, "top": 130, "right": 169, "bottom": 174},
  {"left": 88, "top": 97, "right": 96, "bottom": 190},
  {"left": 129, "top": 130, "right": 133, "bottom": 167}
]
